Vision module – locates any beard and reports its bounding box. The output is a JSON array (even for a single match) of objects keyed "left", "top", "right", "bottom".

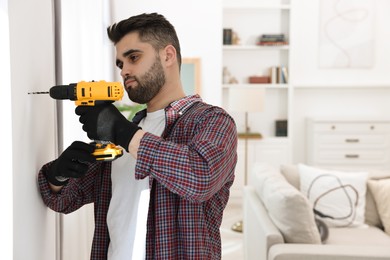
[{"left": 125, "top": 56, "right": 166, "bottom": 104}]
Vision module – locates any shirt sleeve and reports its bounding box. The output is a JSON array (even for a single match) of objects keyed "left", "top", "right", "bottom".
[
  {"left": 38, "top": 161, "right": 103, "bottom": 214},
  {"left": 135, "top": 107, "right": 237, "bottom": 203}
]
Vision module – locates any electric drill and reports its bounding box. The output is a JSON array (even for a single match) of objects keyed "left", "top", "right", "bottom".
[{"left": 48, "top": 80, "right": 125, "bottom": 161}]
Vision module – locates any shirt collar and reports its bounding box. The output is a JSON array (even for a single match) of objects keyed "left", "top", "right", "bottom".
[
  {"left": 166, "top": 94, "right": 202, "bottom": 116},
  {"left": 132, "top": 94, "right": 202, "bottom": 124}
]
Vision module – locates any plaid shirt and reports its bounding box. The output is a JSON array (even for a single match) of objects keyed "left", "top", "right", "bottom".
[{"left": 38, "top": 95, "right": 237, "bottom": 259}]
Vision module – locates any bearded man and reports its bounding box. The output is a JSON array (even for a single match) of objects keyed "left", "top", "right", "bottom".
[{"left": 38, "top": 12, "right": 237, "bottom": 260}]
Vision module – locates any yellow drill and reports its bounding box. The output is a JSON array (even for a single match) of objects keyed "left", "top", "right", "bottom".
[{"left": 30, "top": 80, "right": 125, "bottom": 161}]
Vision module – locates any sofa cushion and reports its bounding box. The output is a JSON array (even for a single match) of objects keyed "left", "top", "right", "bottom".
[
  {"left": 280, "top": 164, "right": 300, "bottom": 189},
  {"left": 298, "top": 164, "right": 369, "bottom": 228},
  {"left": 365, "top": 185, "right": 382, "bottom": 228},
  {"left": 365, "top": 170, "right": 390, "bottom": 228},
  {"left": 367, "top": 178, "right": 390, "bottom": 235},
  {"left": 251, "top": 163, "right": 321, "bottom": 244},
  {"left": 326, "top": 226, "right": 390, "bottom": 246}
]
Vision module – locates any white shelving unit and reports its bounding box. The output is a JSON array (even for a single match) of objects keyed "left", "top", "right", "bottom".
[
  {"left": 222, "top": 0, "right": 292, "bottom": 197},
  {"left": 222, "top": 0, "right": 291, "bottom": 137}
]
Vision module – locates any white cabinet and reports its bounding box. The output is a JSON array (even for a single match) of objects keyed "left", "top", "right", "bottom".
[{"left": 306, "top": 118, "right": 390, "bottom": 171}]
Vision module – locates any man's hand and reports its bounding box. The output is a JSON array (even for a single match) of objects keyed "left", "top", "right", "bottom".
[
  {"left": 47, "top": 141, "right": 96, "bottom": 186},
  {"left": 75, "top": 104, "right": 141, "bottom": 151}
]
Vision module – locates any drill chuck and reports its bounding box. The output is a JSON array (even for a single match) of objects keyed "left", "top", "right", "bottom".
[{"left": 49, "top": 84, "right": 77, "bottom": 100}]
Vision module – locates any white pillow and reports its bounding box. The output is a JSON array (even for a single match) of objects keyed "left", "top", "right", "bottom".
[
  {"left": 252, "top": 163, "right": 321, "bottom": 244},
  {"left": 298, "top": 164, "right": 369, "bottom": 228}
]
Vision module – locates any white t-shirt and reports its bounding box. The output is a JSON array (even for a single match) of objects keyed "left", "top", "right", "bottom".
[{"left": 107, "top": 109, "right": 166, "bottom": 260}]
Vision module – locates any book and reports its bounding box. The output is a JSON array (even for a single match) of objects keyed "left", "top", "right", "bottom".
[
  {"left": 257, "top": 41, "right": 288, "bottom": 46},
  {"left": 223, "top": 28, "right": 232, "bottom": 45},
  {"left": 260, "top": 37, "right": 285, "bottom": 42},
  {"left": 258, "top": 34, "right": 288, "bottom": 46},
  {"left": 270, "top": 66, "right": 288, "bottom": 84},
  {"left": 270, "top": 66, "right": 277, "bottom": 84},
  {"left": 261, "top": 34, "right": 285, "bottom": 39},
  {"left": 275, "top": 120, "right": 288, "bottom": 136},
  {"left": 281, "top": 66, "right": 289, "bottom": 84}
]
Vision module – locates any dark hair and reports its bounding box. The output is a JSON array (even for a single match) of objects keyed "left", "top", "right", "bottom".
[{"left": 107, "top": 13, "right": 182, "bottom": 67}]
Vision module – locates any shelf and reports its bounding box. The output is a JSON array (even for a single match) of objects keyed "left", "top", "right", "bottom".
[
  {"left": 223, "top": 45, "right": 289, "bottom": 51},
  {"left": 223, "top": 84, "right": 288, "bottom": 89},
  {"left": 238, "top": 132, "right": 263, "bottom": 139}
]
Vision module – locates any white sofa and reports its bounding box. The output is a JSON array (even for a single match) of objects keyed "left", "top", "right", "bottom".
[{"left": 243, "top": 163, "right": 390, "bottom": 260}]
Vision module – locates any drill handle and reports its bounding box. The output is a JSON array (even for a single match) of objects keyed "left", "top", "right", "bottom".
[{"left": 94, "top": 100, "right": 115, "bottom": 106}]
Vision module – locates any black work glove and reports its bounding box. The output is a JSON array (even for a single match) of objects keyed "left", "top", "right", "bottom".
[
  {"left": 75, "top": 104, "right": 141, "bottom": 151},
  {"left": 47, "top": 141, "right": 96, "bottom": 186}
]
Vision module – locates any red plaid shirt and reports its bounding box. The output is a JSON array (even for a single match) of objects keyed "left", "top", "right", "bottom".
[{"left": 38, "top": 95, "right": 237, "bottom": 259}]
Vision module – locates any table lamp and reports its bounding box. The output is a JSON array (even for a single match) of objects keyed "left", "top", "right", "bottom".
[{"left": 228, "top": 87, "right": 265, "bottom": 232}]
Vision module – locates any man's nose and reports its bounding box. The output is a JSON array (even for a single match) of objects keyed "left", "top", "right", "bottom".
[{"left": 120, "top": 63, "right": 132, "bottom": 78}]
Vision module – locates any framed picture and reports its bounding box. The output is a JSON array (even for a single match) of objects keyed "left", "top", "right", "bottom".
[
  {"left": 181, "top": 58, "right": 201, "bottom": 95},
  {"left": 318, "top": 0, "right": 374, "bottom": 68}
]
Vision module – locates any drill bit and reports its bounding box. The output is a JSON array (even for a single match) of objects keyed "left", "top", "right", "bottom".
[{"left": 28, "top": 91, "right": 49, "bottom": 95}]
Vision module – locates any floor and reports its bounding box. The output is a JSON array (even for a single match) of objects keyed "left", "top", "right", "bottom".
[{"left": 221, "top": 197, "right": 244, "bottom": 259}]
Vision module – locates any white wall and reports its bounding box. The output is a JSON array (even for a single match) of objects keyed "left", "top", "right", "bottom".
[
  {"left": 0, "top": 0, "right": 13, "bottom": 258},
  {"left": 290, "top": 0, "right": 390, "bottom": 163},
  {"left": 290, "top": 0, "right": 390, "bottom": 86},
  {"left": 7, "top": 0, "right": 58, "bottom": 259}
]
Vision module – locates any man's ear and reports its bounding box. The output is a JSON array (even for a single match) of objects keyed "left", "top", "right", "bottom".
[{"left": 162, "top": 45, "right": 177, "bottom": 67}]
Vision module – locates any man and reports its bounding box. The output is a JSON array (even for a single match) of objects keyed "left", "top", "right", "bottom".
[{"left": 39, "top": 12, "right": 237, "bottom": 259}]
